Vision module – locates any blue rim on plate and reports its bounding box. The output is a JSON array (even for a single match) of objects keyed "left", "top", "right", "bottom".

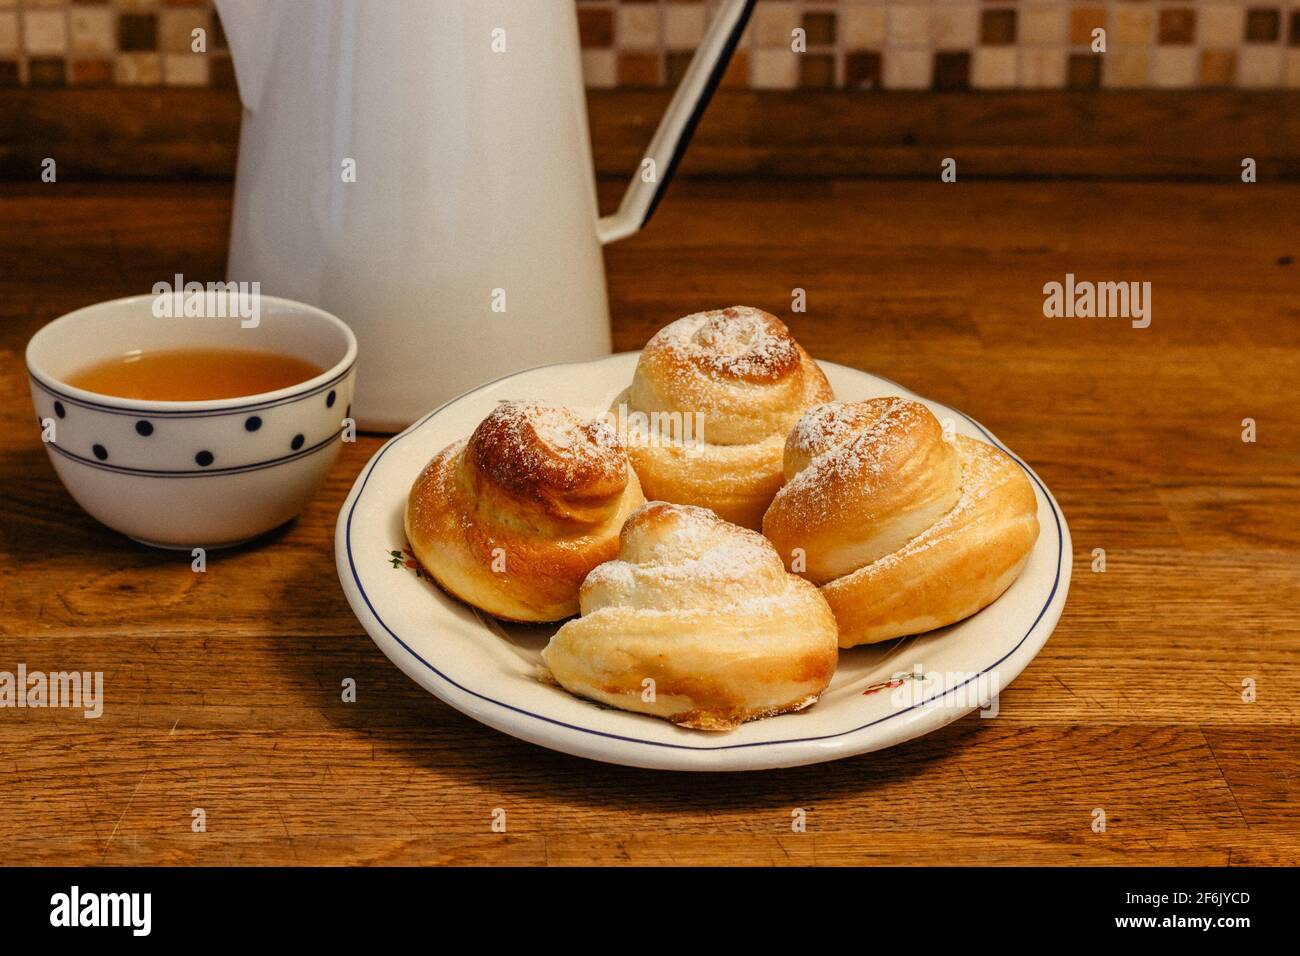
[{"left": 340, "top": 358, "right": 1067, "bottom": 755}]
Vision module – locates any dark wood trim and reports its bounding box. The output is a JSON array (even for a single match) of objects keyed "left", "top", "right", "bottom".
[{"left": 2, "top": 88, "right": 1297, "bottom": 181}]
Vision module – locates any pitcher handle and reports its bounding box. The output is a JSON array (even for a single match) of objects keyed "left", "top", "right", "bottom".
[{"left": 595, "top": 0, "right": 755, "bottom": 245}]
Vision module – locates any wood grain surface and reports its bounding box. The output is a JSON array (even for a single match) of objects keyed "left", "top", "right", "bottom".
[
  {"left": 0, "top": 179, "right": 1297, "bottom": 865},
  {"left": 3, "top": 89, "right": 1299, "bottom": 181}
]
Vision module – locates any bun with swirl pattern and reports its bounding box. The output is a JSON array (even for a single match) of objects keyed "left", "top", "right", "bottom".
[
  {"left": 763, "top": 399, "right": 1039, "bottom": 647},
  {"left": 622, "top": 307, "right": 834, "bottom": 530},
  {"left": 541, "top": 502, "right": 839, "bottom": 730},
  {"left": 405, "top": 402, "right": 645, "bottom": 622}
]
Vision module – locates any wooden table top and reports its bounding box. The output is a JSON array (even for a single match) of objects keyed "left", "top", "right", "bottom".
[{"left": 2, "top": 180, "right": 1297, "bottom": 866}]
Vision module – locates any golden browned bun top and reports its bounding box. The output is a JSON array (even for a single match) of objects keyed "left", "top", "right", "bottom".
[
  {"left": 466, "top": 402, "right": 630, "bottom": 524},
  {"left": 669, "top": 307, "right": 802, "bottom": 383},
  {"left": 630, "top": 307, "right": 833, "bottom": 446}
]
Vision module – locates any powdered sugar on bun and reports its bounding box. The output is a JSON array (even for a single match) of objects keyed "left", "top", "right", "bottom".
[
  {"left": 580, "top": 502, "right": 787, "bottom": 614},
  {"left": 405, "top": 401, "right": 645, "bottom": 623},
  {"left": 764, "top": 398, "right": 962, "bottom": 584},
  {"left": 630, "top": 307, "right": 832, "bottom": 442},
  {"left": 862, "top": 439, "right": 1006, "bottom": 573},
  {"left": 542, "top": 500, "right": 840, "bottom": 730},
  {"left": 655, "top": 307, "right": 801, "bottom": 383},
  {"left": 779, "top": 398, "right": 941, "bottom": 515},
  {"left": 623, "top": 307, "right": 835, "bottom": 528},
  {"left": 818, "top": 436, "right": 1041, "bottom": 647},
  {"left": 763, "top": 397, "right": 1041, "bottom": 648}
]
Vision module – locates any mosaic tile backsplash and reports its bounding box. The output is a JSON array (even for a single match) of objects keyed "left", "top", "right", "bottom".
[{"left": 1, "top": 0, "right": 1298, "bottom": 90}]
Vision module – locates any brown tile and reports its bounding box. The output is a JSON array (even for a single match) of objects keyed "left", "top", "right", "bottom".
[
  {"left": 29, "top": 56, "right": 66, "bottom": 87},
  {"left": 933, "top": 51, "right": 971, "bottom": 90},
  {"left": 665, "top": 50, "right": 690, "bottom": 85},
  {"left": 160, "top": 9, "right": 208, "bottom": 53},
  {"left": 802, "top": 11, "right": 836, "bottom": 46},
  {"left": 1288, "top": 10, "right": 1300, "bottom": 46},
  {"left": 577, "top": 7, "right": 611, "bottom": 48},
  {"left": 1245, "top": 8, "right": 1280, "bottom": 43},
  {"left": 1067, "top": 52, "right": 1101, "bottom": 89},
  {"left": 209, "top": 51, "right": 236, "bottom": 89},
  {"left": 0, "top": 60, "right": 19, "bottom": 87},
  {"left": 844, "top": 50, "right": 881, "bottom": 89},
  {"left": 720, "top": 50, "right": 748, "bottom": 89},
  {"left": 210, "top": 10, "right": 227, "bottom": 50},
  {"left": 617, "top": 51, "right": 660, "bottom": 86},
  {"left": 980, "top": 9, "right": 1017, "bottom": 45},
  {"left": 1198, "top": 49, "right": 1236, "bottom": 86},
  {"left": 577, "top": 7, "right": 613, "bottom": 48},
  {"left": 71, "top": 58, "right": 114, "bottom": 85},
  {"left": 799, "top": 52, "right": 834, "bottom": 88},
  {"left": 118, "top": 13, "right": 157, "bottom": 51},
  {"left": 163, "top": 0, "right": 208, "bottom": 6},
  {"left": 1069, "top": 7, "right": 1105, "bottom": 46},
  {"left": 1158, "top": 7, "right": 1196, "bottom": 45}
]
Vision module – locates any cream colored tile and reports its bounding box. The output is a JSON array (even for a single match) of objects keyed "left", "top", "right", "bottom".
[
  {"left": 582, "top": 49, "right": 616, "bottom": 88},
  {"left": 22, "top": 8, "right": 66, "bottom": 55},
  {"left": 0, "top": 11, "right": 17, "bottom": 53},
  {"left": 115, "top": 52, "right": 162, "bottom": 86},
  {"left": 1199, "top": 4, "right": 1244, "bottom": 45},
  {"left": 1237, "top": 47, "right": 1282, "bottom": 88},
  {"left": 1020, "top": 47, "right": 1066, "bottom": 88},
  {"left": 1152, "top": 47, "right": 1196, "bottom": 88},
  {"left": 1103, "top": 48, "right": 1151, "bottom": 88},
  {"left": 931, "top": 4, "right": 977, "bottom": 48},
  {"left": 664, "top": 5, "right": 705, "bottom": 49},
  {"left": 163, "top": 52, "right": 207, "bottom": 86},
  {"left": 68, "top": 6, "right": 113, "bottom": 55},
  {"left": 883, "top": 48, "right": 931, "bottom": 88},
  {"left": 1020, "top": 4, "right": 1065, "bottom": 46},
  {"left": 1112, "top": 7, "right": 1154, "bottom": 46},
  {"left": 617, "top": 6, "right": 659, "bottom": 49},
  {"left": 972, "top": 47, "right": 1017, "bottom": 88},
  {"left": 752, "top": 1, "right": 799, "bottom": 48},
  {"left": 887, "top": 5, "right": 930, "bottom": 47},
  {"left": 750, "top": 47, "right": 798, "bottom": 88},
  {"left": 1284, "top": 50, "right": 1300, "bottom": 89},
  {"left": 840, "top": 4, "right": 885, "bottom": 47}
]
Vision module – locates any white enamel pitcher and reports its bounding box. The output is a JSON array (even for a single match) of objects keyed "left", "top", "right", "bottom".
[{"left": 217, "top": 0, "right": 754, "bottom": 431}]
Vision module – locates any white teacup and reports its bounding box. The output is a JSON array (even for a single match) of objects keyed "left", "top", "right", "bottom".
[{"left": 26, "top": 294, "right": 357, "bottom": 549}]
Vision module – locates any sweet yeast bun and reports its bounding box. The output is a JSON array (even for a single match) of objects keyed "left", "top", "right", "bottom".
[
  {"left": 541, "top": 502, "right": 839, "bottom": 730},
  {"left": 623, "top": 307, "right": 833, "bottom": 530},
  {"left": 763, "top": 398, "right": 1039, "bottom": 647},
  {"left": 405, "top": 401, "right": 644, "bottom": 622}
]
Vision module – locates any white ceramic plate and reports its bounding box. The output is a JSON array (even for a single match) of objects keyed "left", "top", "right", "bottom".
[{"left": 335, "top": 354, "right": 1071, "bottom": 771}]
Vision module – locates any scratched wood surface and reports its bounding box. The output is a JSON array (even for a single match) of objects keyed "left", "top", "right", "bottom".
[{"left": 0, "top": 180, "right": 1297, "bottom": 865}]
